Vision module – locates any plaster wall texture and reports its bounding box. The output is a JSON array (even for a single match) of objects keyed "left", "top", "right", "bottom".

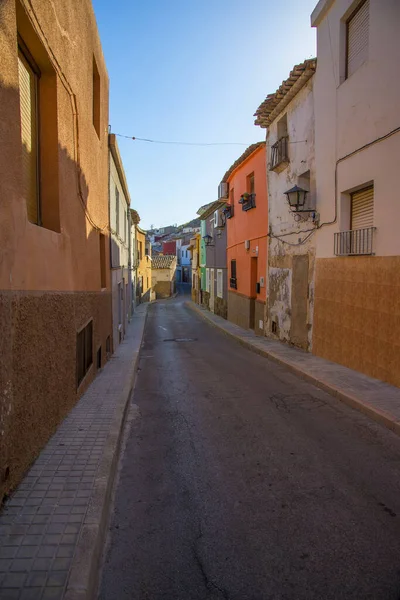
[
  {"left": 0, "top": 0, "right": 111, "bottom": 497},
  {"left": 0, "top": 290, "right": 112, "bottom": 500},
  {"left": 313, "top": 0, "right": 400, "bottom": 259},
  {"left": 267, "top": 78, "right": 316, "bottom": 351},
  {"left": 226, "top": 146, "right": 268, "bottom": 333},
  {"left": 0, "top": 0, "right": 110, "bottom": 292},
  {"left": 109, "top": 149, "right": 131, "bottom": 350},
  {"left": 180, "top": 244, "right": 192, "bottom": 266},
  {"left": 227, "top": 291, "right": 254, "bottom": 331},
  {"left": 109, "top": 152, "right": 130, "bottom": 269},
  {"left": 311, "top": 0, "right": 400, "bottom": 385},
  {"left": 137, "top": 229, "right": 152, "bottom": 302}
]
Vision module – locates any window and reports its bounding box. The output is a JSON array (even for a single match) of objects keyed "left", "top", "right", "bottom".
[
  {"left": 206, "top": 268, "right": 210, "bottom": 292},
  {"left": 18, "top": 47, "right": 39, "bottom": 225},
  {"left": 247, "top": 173, "right": 255, "bottom": 195},
  {"left": 93, "top": 56, "right": 101, "bottom": 137},
  {"left": 77, "top": 320, "right": 93, "bottom": 387},
  {"left": 115, "top": 187, "right": 119, "bottom": 235},
  {"left": 217, "top": 269, "right": 223, "bottom": 298},
  {"left": 99, "top": 233, "right": 106, "bottom": 288},
  {"left": 270, "top": 114, "right": 289, "bottom": 170},
  {"left": 230, "top": 188, "right": 234, "bottom": 205},
  {"left": 124, "top": 210, "right": 127, "bottom": 242},
  {"left": 230, "top": 260, "right": 237, "bottom": 289},
  {"left": 17, "top": 34, "right": 60, "bottom": 231},
  {"left": 351, "top": 185, "right": 374, "bottom": 230},
  {"left": 139, "top": 241, "right": 143, "bottom": 260},
  {"left": 346, "top": 0, "right": 369, "bottom": 78},
  {"left": 334, "top": 185, "right": 375, "bottom": 256}
]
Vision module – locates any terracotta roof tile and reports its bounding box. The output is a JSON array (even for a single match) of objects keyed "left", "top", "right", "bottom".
[
  {"left": 221, "top": 142, "right": 266, "bottom": 184},
  {"left": 254, "top": 58, "right": 317, "bottom": 128},
  {"left": 152, "top": 255, "right": 176, "bottom": 269}
]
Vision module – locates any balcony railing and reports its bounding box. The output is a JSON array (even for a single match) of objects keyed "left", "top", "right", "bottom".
[
  {"left": 239, "top": 193, "right": 256, "bottom": 212},
  {"left": 334, "top": 227, "right": 376, "bottom": 256},
  {"left": 270, "top": 136, "right": 289, "bottom": 170},
  {"left": 229, "top": 277, "right": 237, "bottom": 289}
]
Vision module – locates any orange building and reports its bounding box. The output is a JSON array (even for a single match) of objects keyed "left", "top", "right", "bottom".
[{"left": 221, "top": 142, "right": 268, "bottom": 335}]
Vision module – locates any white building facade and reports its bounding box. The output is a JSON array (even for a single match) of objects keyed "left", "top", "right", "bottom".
[
  {"left": 255, "top": 60, "right": 317, "bottom": 351},
  {"left": 109, "top": 134, "right": 131, "bottom": 352},
  {"left": 311, "top": 0, "right": 400, "bottom": 386}
]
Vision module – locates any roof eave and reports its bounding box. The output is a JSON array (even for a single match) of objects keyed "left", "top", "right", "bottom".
[
  {"left": 254, "top": 58, "right": 317, "bottom": 129},
  {"left": 108, "top": 134, "right": 131, "bottom": 206},
  {"left": 311, "top": 0, "right": 335, "bottom": 26}
]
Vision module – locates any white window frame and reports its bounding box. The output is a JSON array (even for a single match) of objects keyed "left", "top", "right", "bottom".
[
  {"left": 217, "top": 269, "right": 223, "bottom": 299},
  {"left": 205, "top": 268, "right": 210, "bottom": 293}
]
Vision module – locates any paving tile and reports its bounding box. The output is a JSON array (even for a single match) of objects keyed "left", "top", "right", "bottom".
[
  {"left": 37, "top": 547, "right": 57, "bottom": 559},
  {"left": 21, "top": 588, "right": 43, "bottom": 599},
  {"left": 0, "top": 559, "right": 12, "bottom": 572},
  {"left": 16, "top": 546, "right": 37, "bottom": 559},
  {"left": 46, "top": 571, "right": 67, "bottom": 587},
  {"left": 10, "top": 558, "right": 34, "bottom": 572},
  {"left": 0, "top": 307, "right": 148, "bottom": 598},
  {"left": 0, "top": 589, "right": 20, "bottom": 599},
  {"left": 3, "top": 571, "right": 27, "bottom": 587},
  {"left": 26, "top": 570, "right": 48, "bottom": 587},
  {"left": 42, "top": 587, "right": 65, "bottom": 600}
]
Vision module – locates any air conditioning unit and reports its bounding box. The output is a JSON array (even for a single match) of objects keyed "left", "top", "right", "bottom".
[
  {"left": 244, "top": 240, "right": 250, "bottom": 250},
  {"left": 218, "top": 182, "right": 229, "bottom": 200},
  {"left": 214, "top": 210, "right": 224, "bottom": 229}
]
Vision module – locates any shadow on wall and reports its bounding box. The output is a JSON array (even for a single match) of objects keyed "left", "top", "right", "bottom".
[{"left": 0, "top": 81, "right": 112, "bottom": 501}]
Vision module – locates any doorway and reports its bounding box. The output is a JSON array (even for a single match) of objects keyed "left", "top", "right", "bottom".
[
  {"left": 210, "top": 268, "right": 215, "bottom": 313},
  {"left": 250, "top": 257, "right": 258, "bottom": 330}
]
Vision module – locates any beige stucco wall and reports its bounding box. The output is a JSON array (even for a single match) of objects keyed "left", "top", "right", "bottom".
[
  {"left": 266, "top": 77, "right": 316, "bottom": 350},
  {"left": 0, "top": 0, "right": 110, "bottom": 291},
  {"left": 313, "top": 0, "right": 400, "bottom": 259}
]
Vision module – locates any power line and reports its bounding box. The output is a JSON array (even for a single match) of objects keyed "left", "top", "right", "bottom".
[
  {"left": 115, "top": 134, "right": 250, "bottom": 146},
  {"left": 114, "top": 133, "right": 308, "bottom": 147}
]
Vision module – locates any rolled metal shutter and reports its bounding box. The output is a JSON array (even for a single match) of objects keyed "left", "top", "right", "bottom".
[
  {"left": 351, "top": 186, "right": 374, "bottom": 230},
  {"left": 347, "top": 0, "right": 369, "bottom": 77},
  {"left": 18, "top": 51, "right": 39, "bottom": 224}
]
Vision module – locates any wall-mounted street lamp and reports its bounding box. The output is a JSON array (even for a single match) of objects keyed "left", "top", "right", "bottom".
[
  {"left": 203, "top": 234, "right": 214, "bottom": 247},
  {"left": 284, "top": 185, "right": 311, "bottom": 212}
]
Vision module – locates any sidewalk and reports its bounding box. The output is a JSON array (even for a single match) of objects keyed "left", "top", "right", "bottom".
[
  {"left": 186, "top": 301, "right": 400, "bottom": 436},
  {"left": 0, "top": 304, "right": 148, "bottom": 600}
]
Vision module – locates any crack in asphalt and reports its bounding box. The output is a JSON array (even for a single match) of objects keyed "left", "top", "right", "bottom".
[{"left": 193, "top": 526, "right": 231, "bottom": 600}]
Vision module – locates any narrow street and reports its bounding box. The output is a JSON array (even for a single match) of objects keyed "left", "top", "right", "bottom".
[{"left": 99, "top": 292, "right": 400, "bottom": 600}]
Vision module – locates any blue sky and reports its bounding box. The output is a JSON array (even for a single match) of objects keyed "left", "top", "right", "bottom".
[{"left": 92, "top": 0, "right": 316, "bottom": 230}]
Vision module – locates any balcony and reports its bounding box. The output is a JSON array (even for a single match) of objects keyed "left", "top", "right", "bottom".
[
  {"left": 270, "top": 136, "right": 289, "bottom": 171},
  {"left": 223, "top": 204, "right": 234, "bottom": 219},
  {"left": 229, "top": 277, "right": 237, "bottom": 289},
  {"left": 334, "top": 227, "right": 376, "bottom": 256},
  {"left": 239, "top": 193, "right": 256, "bottom": 212}
]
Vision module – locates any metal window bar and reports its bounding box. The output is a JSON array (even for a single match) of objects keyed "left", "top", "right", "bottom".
[
  {"left": 334, "top": 227, "right": 375, "bottom": 256},
  {"left": 242, "top": 193, "right": 256, "bottom": 212},
  {"left": 270, "top": 136, "right": 289, "bottom": 169}
]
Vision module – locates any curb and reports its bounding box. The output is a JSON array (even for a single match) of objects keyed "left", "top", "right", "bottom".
[
  {"left": 186, "top": 301, "right": 400, "bottom": 438},
  {"left": 64, "top": 306, "right": 149, "bottom": 600}
]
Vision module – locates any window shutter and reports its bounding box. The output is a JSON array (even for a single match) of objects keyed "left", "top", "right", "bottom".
[
  {"left": 347, "top": 0, "right": 369, "bottom": 77},
  {"left": 351, "top": 186, "right": 374, "bottom": 230},
  {"left": 18, "top": 51, "right": 39, "bottom": 224}
]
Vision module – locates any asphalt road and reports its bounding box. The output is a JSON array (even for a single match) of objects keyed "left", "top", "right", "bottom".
[{"left": 99, "top": 292, "right": 400, "bottom": 600}]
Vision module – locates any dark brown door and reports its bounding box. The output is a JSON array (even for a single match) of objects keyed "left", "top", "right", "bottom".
[{"left": 250, "top": 257, "right": 258, "bottom": 330}]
